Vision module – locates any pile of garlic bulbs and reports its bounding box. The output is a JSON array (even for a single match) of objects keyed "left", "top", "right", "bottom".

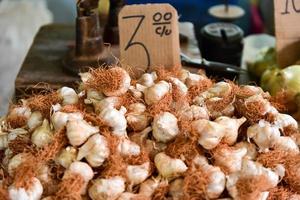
[{"left": 1, "top": 66, "right": 300, "bottom": 200}]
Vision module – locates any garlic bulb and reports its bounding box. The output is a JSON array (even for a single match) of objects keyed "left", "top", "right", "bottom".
[
  {"left": 179, "top": 105, "right": 209, "bottom": 121},
  {"left": 144, "top": 81, "right": 171, "bottom": 105},
  {"left": 37, "top": 165, "right": 51, "bottom": 184},
  {"left": 31, "top": 119, "right": 53, "bottom": 148},
  {"left": 185, "top": 73, "right": 206, "bottom": 87},
  {"left": 77, "top": 134, "right": 110, "bottom": 167},
  {"left": 192, "top": 119, "right": 225, "bottom": 150},
  {"left": 0, "top": 133, "right": 7, "bottom": 150},
  {"left": 103, "top": 68, "right": 131, "bottom": 97},
  {"left": 117, "top": 138, "right": 140, "bottom": 156},
  {"left": 9, "top": 106, "right": 32, "bottom": 120},
  {"left": 213, "top": 145, "right": 248, "bottom": 173},
  {"left": 245, "top": 94, "right": 278, "bottom": 115},
  {"left": 168, "top": 77, "right": 188, "bottom": 95},
  {"left": 99, "top": 106, "right": 127, "bottom": 137},
  {"left": 84, "top": 89, "right": 105, "bottom": 105},
  {"left": 178, "top": 69, "right": 190, "bottom": 82},
  {"left": 193, "top": 155, "right": 226, "bottom": 199},
  {"left": 154, "top": 152, "right": 187, "bottom": 179},
  {"left": 88, "top": 176, "right": 125, "bottom": 200},
  {"left": 208, "top": 99, "right": 235, "bottom": 119},
  {"left": 274, "top": 113, "right": 298, "bottom": 129},
  {"left": 64, "top": 161, "right": 94, "bottom": 194},
  {"left": 8, "top": 153, "right": 28, "bottom": 176},
  {"left": 272, "top": 136, "right": 299, "bottom": 153},
  {"left": 247, "top": 120, "right": 281, "bottom": 152},
  {"left": 51, "top": 110, "right": 83, "bottom": 131},
  {"left": 58, "top": 87, "right": 78, "bottom": 105},
  {"left": 94, "top": 97, "right": 120, "bottom": 114},
  {"left": 139, "top": 178, "right": 160, "bottom": 197},
  {"left": 169, "top": 178, "right": 184, "bottom": 200},
  {"left": 215, "top": 116, "right": 246, "bottom": 145},
  {"left": 126, "top": 162, "right": 150, "bottom": 185},
  {"left": 138, "top": 72, "right": 157, "bottom": 87},
  {"left": 66, "top": 119, "right": 99, "bottom": 146},
  {"left": 27, "top": 111, "right": 43, "bottom": 130},
  {"left": 128, "top": 103, "right": 146, "bottom": 113},
  {"left": 235, "top": 142, "right": 257, "bottom": 160},
  {"left": 128, "top": 86, "right": 143, "bottom": 99},
  {"left": 9, "top": 177, "right": 43, "bottom": 200},
  {"left": 55, "top": 146, "right": 77, "bottom": 168},
  {"left": 126, "top": 103, "right": 150, "bottom": 132},
  {"left": 117, "top": 192, "right": 146, "bottom": 200},
  {"left": 152, "top": 112, "right": 179, "bottom": 143}
]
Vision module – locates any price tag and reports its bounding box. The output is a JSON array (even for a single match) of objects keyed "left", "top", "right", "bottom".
[
  {"left": 274, "top": 0, "right": 300, "bottom": 67},
  {"left": 118, "top": 4, "right": 181, "bottom": 78}
]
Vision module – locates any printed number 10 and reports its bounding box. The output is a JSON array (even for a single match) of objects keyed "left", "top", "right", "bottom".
[{"left": 281, "top": 0, "right": 300, "bottom": 14}]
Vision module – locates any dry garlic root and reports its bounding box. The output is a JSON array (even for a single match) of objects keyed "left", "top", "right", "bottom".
[{"left": 1, "top": 66, "right": 300, "bottom": 199}]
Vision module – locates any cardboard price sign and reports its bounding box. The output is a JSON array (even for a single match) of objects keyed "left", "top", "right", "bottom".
[
  {"left": 274, "top": 0, "right": 300, "bottom": 67},
  {"left": 118, "top": 4, "right": 181, "bottom": 77}
]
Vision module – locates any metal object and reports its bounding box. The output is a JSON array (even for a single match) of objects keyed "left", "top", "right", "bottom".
[{"left": 63, "top": 0, "right": 113, "bottom": 75}]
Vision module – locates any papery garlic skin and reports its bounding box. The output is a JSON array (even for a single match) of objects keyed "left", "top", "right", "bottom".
[
  {"left": 154, "top": 152, "right": 187, "bottom": 179},
  {"left": 139, "top": 178, "right": 160, "bottom": 197},
  {"left": 9, "top": 177, "right": 43, "bottom": 200},
  {"left": 88, "top": 176, "right": 125, "bottom": 200},
  {"left": 193, "top": 155, "right": 226, "bottom": 199},
  {"left": 9, "top": 106, "right": 32, "bottom": 120},
  {"left": 58, "top": 87, "right": 78, "bottom": 105},
  {"left": 247, "top": 120, "right": 281, "bottom": 152},
  {"left": 126, "top": 105, "right": 150, "bottom": 132},
  {"left": 8, "top": 153, "right": 28, "bottom": 176},
  {"left": 245, "top": 94, "right": 278, "bottom": 116},
  {"left": 31, "top": 119, "right": 53, "bottom": 148},
  {"left": 235, "top": 142, "right": 257, "bottom": 160},
  {"left": 117, "top": 139, "right": 140, "bottom": 156},
  {"left": 103, "top": 68, "right": 131, "bottom": 97},
  {"left": 179, "top": 105, "right": 209, "bottom": 121},
  {"left": 213, "top": 146, "right": 247, "bottom": 173},
  {"left": 99, "top": 107, "right": 127, "bottom": 137},
  {"left": 51, "top": 110, "right": 83, "bottom": 131},
  {"left": 272, "top": 136, "right": 299, "bottom": 153},
  {"left": 0, "top": 133, "right": 7, "bottom": 150},
  {"left": 168, "top": 77, "right": 188, "bottom": 95},
  {"left": 77, "top": 134, "right": 110, "bottom": 167},
  {"left": 192, "top": 119, "right": 225, "bottom": 150},
  {"left": 138, "top": 72, "right": 157, "bottom": 87},
  {"left": 215, "top": 116, "right": 246, "bottom": 145},
  {"left": 275, "top": 113, "right": 298, "bottom": 129},
  {"left": 169, "top": 178, "right": 184, "bottom": 200},
  {"left": 55, "top": 146, "right": 78, "bottom": 168},
  {"left": 152, "top": 112, "right": 179, "bottom": 143},
  {"left": 117, "top": 192, "right": 145, "bottom": 200},
  {"left": 27, "top": 111, "right": 43, "bottom": 130},
  {"left": 37, "top": 165, "right": 51, "bottom": 184},
  {"left": 126, "top": 162, "right": 150, "bottom": 185},
  {"left": 185, "top": 73, "right": 206, "bottom": 87},
  {"left": 66, "top": 119, "right": 99, "bottom": 146},
  {"left": 84, "top": 89, "right": 105, "bottom": 105},
  {"left": 144, "top": 81, "right": 171, "bottom": 105},
  {"left": 94, "top": 97, "right": 120, "bottom": 114}
]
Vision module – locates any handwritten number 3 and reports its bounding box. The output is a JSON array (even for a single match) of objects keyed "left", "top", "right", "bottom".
[{"left": 122, "top": 15, "right": 151, "bottom": 67}]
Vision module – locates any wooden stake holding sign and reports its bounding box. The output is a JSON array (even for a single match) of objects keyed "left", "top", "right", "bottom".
[
  {"left": 274, "top": 0, "right": 300, "bottom": 67},
  {"left": 118, "top": 4, "right": 181, "bottom": 78}
]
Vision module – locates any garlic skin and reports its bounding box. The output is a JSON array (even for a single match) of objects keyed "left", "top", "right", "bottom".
[
  {"left": 117, "top": 139, "right": 140, "bottom": 156},
  {"left": 169, "top": 178, "right": 184, "bottom": 200},
  {"left": 88, "top": 176, "right": 125, "bottom": 200},
  {"left": 55, "top": 146, "right": 78, "bottom": 168},
  {"left": 9, "top": 177, "right": 43, "bottom": 200},
  {"left": 272, "top": 136, "right": 299, "bottom": 153},
  {"left": 9, "top": 106, "right": 32, "bottom": 120},
  {"left": 27, "top": 111, "right": 43, "bottom": 131},
  {"left": 58, "top": 87, "right": 78, "bottom": 105},
  {"left": 178, "top": 69, "right": 190, "bottom": 82},
  {"left": 84, "top": 89, "right": 105, "bottom": 105},
  {"left": 8, "top": 153, "right": 28, "bottom": 176},
  {"left": 274, "top": 113, "right": 298, "bottom": 129},
  {"left": 235, "top": 142, "right": 257, "bottom": 160},
  {"left": 77, "top": 134, "right": 110, "bottom": 167},
  {"left": 0, "top": 133, "right": 7, "bottom": 150},
  {"left": 117, "top": 192, "right": 145, "bottom": 200},
  {"left": 247, "top": 120, "right": 281, "bottom": 152},
  {"left": 126, "top": 103, "right": 150, "bottom": 132},
  {"left": 144, "top": 81, "right": 171, "bottom": 105},
  {"left": 31, "top": 119, "right": 53, "bottom": 148},
  {"left": 94, "top": 97, "right": 120, "bottom": 114},
  {"left": 37, "top": 165, "right": 51, "bottom": 184},
  {"left": 185, "top": 73, "right": 206, "bottom": 87},
  {"left": 99, "top": 107, "right": 127, "bottom": 137},
  {"left": 192, "top": 119, "right": 225, "bottom": 150},
  {"left": 168, "top": 77, "right": 188, "bottom": 95},
  {"left": 193, "top": 155, "right": 226, "bottom": 199},
  {"left": 51, "top": 110, "right": 83, "bottom": 131},
  {"left": 152, "top": 112, "right": 179, "bottom": 143},
  {"left": 65, "top": 161, "right": 94, "bottom": 194},
  {"left": 215, "top": 116, "right": 246, "bottom": 145},
  {"left": 104, "top": 68, "right": 131, "bottom": 97},
  {"left": 213, "top": 146, "right": 248, "bottom": 173},
  {"left": 138, "top": 72, "right": 157, "bottom": 87},
  {"left": 245, "top": 94, "right": 278, "bottom": 115},
  {"left": 66, "top": 119, "right": 99, "bottom": 146},
  {"left": 139, "top": 178, "right": 160, "bottom": 197},
  {"left": 126, "top": 162, "right": 150, "bottom": 185},
  {"left": 179, "top": 105, "right": 209, "bottom": 121},
  {"left": 154, "top": 152, "right": 187, "bottom": 179}
]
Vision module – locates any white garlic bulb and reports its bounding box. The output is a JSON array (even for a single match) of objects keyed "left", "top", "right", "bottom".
[
  {"left": 272, "top": 136, "right": 299, "bottom": 153},
  {"left": 213, "top": 146, "right": 247, "bottom": 173},
  {"left": 94, "top": 97, "right": 120, "bottom": 114},
  {"left": 245, "top": 94, "right": 278, "bottom": 116},
  {"left": 64, "top": 161, "right": 94, "bottom": 194},
  {"left": 0, "top": 133, "right": 7, "bottom": 150},
  {"left": 9, "top": 106, "right": 32, "bottom": 120},
  {"left": 215, "top": 116, "right": 246, "bottom": 145},
  {"left": 77, "top": 134, "right": 110, "bottom": 167},
  {"left": 103, "top": 68, "right": 131, "bottom": 97},
  {"left": 179, "top": 105, "right": 209, "bottom": 121},
  {"left": 138, "top": 72, "right": 157, "bottom": 87},
  {"left": 144, "top": 81, "right": 171, "bottom": 105},
  {"left": 169, "top": 178, "right": 184, "bottom": 200},
  {"left": 117, "top": 192, "right": 145, "bottom": 200},
  {"left": 66, "top": 119, "right": 99, "bottom": 146},
  {"left": 84, "top": 89, "right": 105, "bottom": 105},
  {"left": 192, "top": 119, "right": 225, "bottom": 150},
  {"left": 274, "top": 113, "right": 298, "bottom": 129},
  {"left": 154, "top": 152, "right": 187, "bottom": 179},
  {"left": 152, "top": 112, "right": 179, "bottom": 143},
  {"left": 193, "top": 155, "right": 226, "bottom": 199},
  {"left": 139, "top": 178, "right": 160, "bottom": 197},
  {"left": 128, "top": 85, "right": 143, "bottom": 99},
  {"left": 247, "top": 120, "right": 281, "bottom": 152},
  {"left": 51, "top": 110, "right": 83, "bottom": 131},
  {"left": 8, "top": 153, "right": 28, "bottom": 176},
  {"left": 185, "top": 73, "right": 206, "bottom": 88},
  {"left": 178, "top": 69, "right": 190, "bottom": 82},
  {"left": 168, "top": 77, "right": 188, "bottom": 95},
  {"left": 99, "top": 106, "right": 127, "bottom": 137},
  {"left": 55, "top": 146, "right": 78, "bottom": 168},
  {"left": 235, "top": 142, "right": 257, "bottom": 160},
  {"left": 31, "top": 119, "right": 53, "bottom": 148},
  {"left": 58, "top": 87, "right": 79, "bottom": 105},
  {"left": 126, "top": 114, "right": 149, "bottom": 132},
  {"left": 117, "top": 138, "right": 140, "bottom": 156},
  {"left": 126, "top": 162, "right": 150, "bottom": 185},
  {"left": 128, "top": 103, "right": 146, "bottom": 113},
  {"left": 37, "top": 165, "right": 50, "bottom": 184},
  {"left": 9, "top": 177, "right": 43, "bottom": 200},
  {"left": 88, "top": 176, "right": 125, "bottom": 200},
  {"left": 27, "top": 111, "right": 43, "bottom": 131}
]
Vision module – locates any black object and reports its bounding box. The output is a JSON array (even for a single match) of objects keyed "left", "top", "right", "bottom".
[{"left": 199, "top": 22, "right": 244, "bottom": 66}]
